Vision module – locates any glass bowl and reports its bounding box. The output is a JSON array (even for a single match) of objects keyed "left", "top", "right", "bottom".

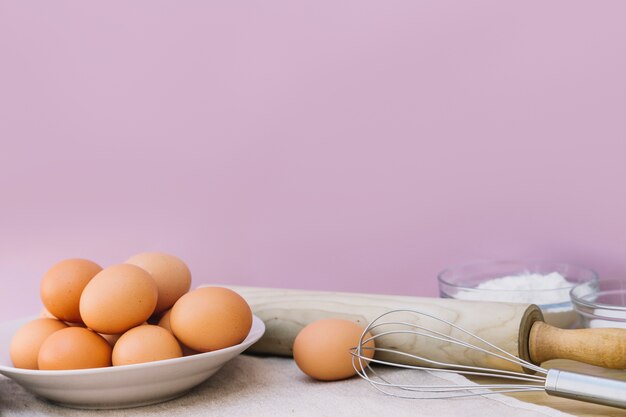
[
  {"left": 571, "top": 279, "right": 626, "bottom": 328},
  {"left": 438, "top": 260, "right": 598, "bottom": 328}
]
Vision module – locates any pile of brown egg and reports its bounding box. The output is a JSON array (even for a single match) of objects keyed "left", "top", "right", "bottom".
[{"left": 10, "top": 253, "right": 252, "bottom": 370}]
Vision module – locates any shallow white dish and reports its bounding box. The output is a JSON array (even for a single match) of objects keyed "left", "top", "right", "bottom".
[{"left": 0, "top": 315, "right": 265, "bottom": 409}]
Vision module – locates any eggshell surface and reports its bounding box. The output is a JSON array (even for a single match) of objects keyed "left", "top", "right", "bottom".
[
  {"left": 40, "top": 259, "right": 102, "bottom": 323},
  {"left": 10, "top": 318, "right": 68, "bottom": 369},
  {"left": 157, "top": 309, "right": 199, "bottom": 356},
  {"left": 100, "top": 332, "right": 122, "bottom": 347},
  {"left": 38, "top": 327, "right": 112, "bottom": 370},
  {"left": 112, "top": 325, "right": 182, "bottom": 366},
  {"left": 79, "top": 264, "right": 158, "bottom": 334},
  {"left": 125, "top": 252, "right": 191, "bottom": 314},
  {"left": 157, "top": 309, "right": 174, "bottom": 333},
  {"left": 293, "top": 319, "right": 376, "bottom": 381},
  {"left": 39, "top": 307, "right": 56, "bottom": 319},
  {"left": 170, "top": 287, "right": 252, "bottom": 352}
]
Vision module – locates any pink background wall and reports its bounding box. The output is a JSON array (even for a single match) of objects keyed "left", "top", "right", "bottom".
[{"left": 1, "top": 1, "right": 626, "bottom": 320}]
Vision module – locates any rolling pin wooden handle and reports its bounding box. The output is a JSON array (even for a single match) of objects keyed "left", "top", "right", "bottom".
[{"left": 529, "top": 321, "right": 626, "bottom": 369}]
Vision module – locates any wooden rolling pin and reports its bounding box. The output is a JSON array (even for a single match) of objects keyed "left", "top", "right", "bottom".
[{"left": 224, "top": 285, "right": 626, "bottom": 373}]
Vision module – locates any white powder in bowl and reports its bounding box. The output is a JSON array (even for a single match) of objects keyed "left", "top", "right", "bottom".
[
  {"left": 453, "top": 272, "right": 578, "bottom": 328},
  {"left": 454, "top": 272, "right": 572, "bottom": 305}
]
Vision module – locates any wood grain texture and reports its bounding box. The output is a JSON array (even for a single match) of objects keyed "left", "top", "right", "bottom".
[
  {"left": 226, "top": 285, "right": 543, "bottom": 373},
  {"left": 530, "top": 322, "right": 626, "bottom": 369},
  {"left": 226, "top": 286, "right": 626, "bottom": 414}
]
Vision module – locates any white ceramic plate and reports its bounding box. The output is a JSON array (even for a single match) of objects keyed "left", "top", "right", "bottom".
[{"left": 0, "top": 315, "right": 265, "bottom": 409}]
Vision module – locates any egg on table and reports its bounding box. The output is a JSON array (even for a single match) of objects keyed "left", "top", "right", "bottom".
[{"left": 293, "top": 318, "right": 376, "bottom": 381}]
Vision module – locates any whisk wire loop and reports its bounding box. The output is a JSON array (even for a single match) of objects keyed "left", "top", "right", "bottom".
[
  {"left": 351, "top": 308, "right": 549, "bottom": 399},
  {"left": 361, "top": 329, "right": 545, "bottom": 380}
]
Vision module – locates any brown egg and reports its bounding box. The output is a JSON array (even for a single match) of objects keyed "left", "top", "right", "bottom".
[
  {"left": 40, "top": 259, "right": 103, "bottom": 323},
  {"left": 39, "top": 307, "right": 56, "bottom": 319},
  {"left": 157, "top": 309, "right": 199, "bottom": 356},
  {"left": 157, "top": 308, "right": 174, "bottom": 332},
  {"left": 125, "top": 252, "right": 191, "bottom": 314},
  {"left": 100, "top": 333, "right": 122, "bottom": 347},
  {"left": 40, "top": 307, "right": 84, "bottom": 327},
  {"left": 99, "top": 320, "right": 148, "bottom": 347},
  {"left": 38, "top": 327, "right": 112, "bottom": 370},
  {"left": 10, "top": 319, "right": 68, "bottom": 369},
  {"left": 79, "top": 264, "right": 158, "bottom": 334},
  {"left": 170, "top": 287, "right": 252, "bottom": 352},
  {"left": 112, "top": 325, "right": 182, "bottom": 366},
  {"left": 293, "top": 319, "right": 376, "bottom": 381}
]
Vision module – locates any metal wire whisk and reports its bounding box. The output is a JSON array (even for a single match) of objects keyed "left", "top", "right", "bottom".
[{"left": 350, "top": 309, "right": 626, "bottom": 409}]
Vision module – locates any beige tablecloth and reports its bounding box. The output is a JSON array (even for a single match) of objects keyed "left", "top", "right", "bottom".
[{"left": 0, "top": 355, "right": 573, "bottom": 417}]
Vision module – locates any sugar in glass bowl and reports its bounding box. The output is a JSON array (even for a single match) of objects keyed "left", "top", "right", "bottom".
[
  {"left": 571, "top": 279, "right": 626, "bottom": 328},
  {"left": 438, "top": 261, "right": 598, "bottom": 328}
]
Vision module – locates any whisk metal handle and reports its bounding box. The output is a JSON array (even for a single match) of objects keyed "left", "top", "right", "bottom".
[{"left": 545, "top": 369, "right": 626, "bottom": 409}]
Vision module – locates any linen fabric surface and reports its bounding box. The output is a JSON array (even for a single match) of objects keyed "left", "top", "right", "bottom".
[{"left": 0, "top": 355, "right": 573, "bottom": 417}]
